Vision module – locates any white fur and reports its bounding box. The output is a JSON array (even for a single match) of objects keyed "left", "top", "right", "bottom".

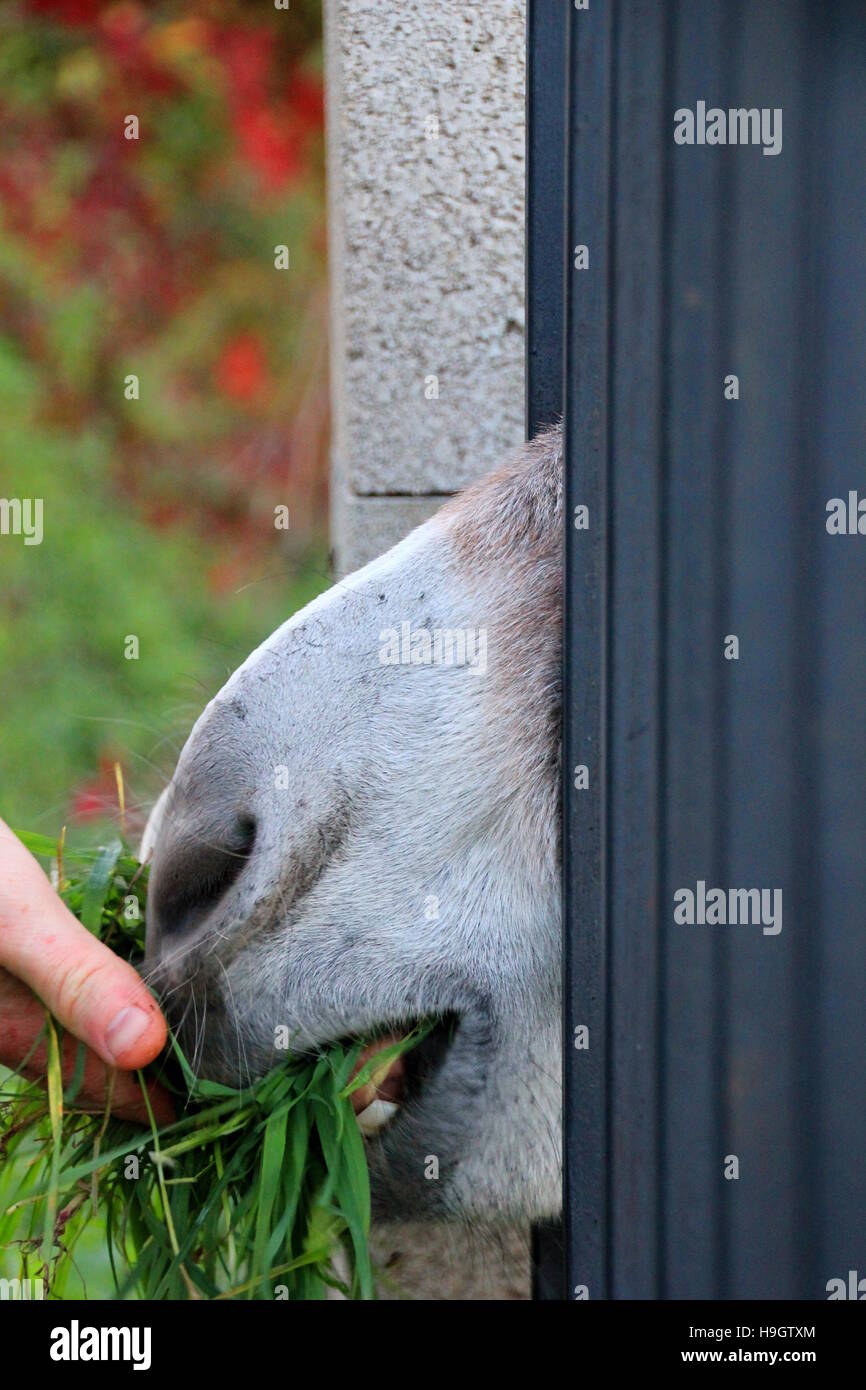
[{"left": 144, "top": 428, "right": 563, "bottom": 1224}]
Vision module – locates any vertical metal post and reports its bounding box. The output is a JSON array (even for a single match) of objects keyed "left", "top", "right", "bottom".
[
  {"left": 526, "top": 0, "right": 566, "bottom": 439},
  {"left": 561, "top": 0, "right": 613, "bottom": 1302},
  {"left": 546, "top": 0, "right": 866, "bottom": 1301},
  {"left": 526, "top": 0, "right": 568, "bottom": 1300}
]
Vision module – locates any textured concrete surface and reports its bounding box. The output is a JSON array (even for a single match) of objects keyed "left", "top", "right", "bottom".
[
  {"left": 331, "top": 490, "right": 444, "bottom": 575},
  {"left": 325, "top": 0, "right": 526, "bottom": 518}
]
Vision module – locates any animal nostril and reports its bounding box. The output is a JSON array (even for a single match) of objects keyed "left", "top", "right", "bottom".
[{"left": 150, "top": 813, "right": 257, "bottom": 940}]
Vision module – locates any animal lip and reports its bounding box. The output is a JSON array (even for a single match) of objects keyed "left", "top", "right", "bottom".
[
  {"left": 349, "top": 1034, "right": 408, "bottom": 1133},
  {"left": 348, "top": 1016, "right": 460, "bottom": 1138}
]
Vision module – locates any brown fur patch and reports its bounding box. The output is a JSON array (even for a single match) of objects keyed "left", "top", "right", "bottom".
[
  {"left": 442, "top": 422, "right": 563, "bottom": 574},
  {"left": 442, "top": 423, "right": 563, "bottom": 798},
  {"left": 441, "top": 422, "right": 562, "bottom": 706}
]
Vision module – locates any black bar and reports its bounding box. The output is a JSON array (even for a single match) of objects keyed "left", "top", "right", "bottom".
[
  {"left": 561, "top": 0, "right": 613, "bottom": 1302},
  {"left": 810, "top": 0, "right": 866, "bottom": 1293},
  {"left": 720, "top": 0, "right": 807, "bottom": 1298},
  {"left": 526, "top": 0, "right": 566, "bottom": 439},
  {"left": 558, "top": 0, "right": 866, "bottom": 1301},
  {"left": 526, "top": 0, "right": 568, "bottom": 1301},
  {"left": 605, "top": 0, "right": 667, "bottom": 1298},
  {"left": 661, "top": 0, "right": 731, "bottom": 1299},
  {"left": 13, "top": 1297, "right": 866, "bottom": 1368}
]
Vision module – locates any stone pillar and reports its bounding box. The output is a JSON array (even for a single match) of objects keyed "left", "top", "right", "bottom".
[{"left": 324, "top": 0, "right": 526, "bottom": 574}]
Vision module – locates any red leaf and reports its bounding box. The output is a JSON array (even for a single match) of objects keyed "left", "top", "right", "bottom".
[
  {"left": 215, "top": 333, "right": 268, "bottom": 403},
  {"left": 235, "top": 105, "right": 301, "bottom": 191}
]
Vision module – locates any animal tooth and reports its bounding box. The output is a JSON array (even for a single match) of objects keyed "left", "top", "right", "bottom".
[{"left": 355, "top": 1099, "right": 400, "bottom": 1136}]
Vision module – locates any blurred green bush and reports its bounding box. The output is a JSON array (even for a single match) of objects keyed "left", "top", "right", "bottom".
[{"left": 0, "top": 0, "right": 329, "bottom": 833}]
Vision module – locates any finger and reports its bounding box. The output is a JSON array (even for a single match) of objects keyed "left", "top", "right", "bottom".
[
  {"left": 0, "top": 818, "right": 166, "bottom": 1069},
  {"left": 0, "top": 967, "right": 174, "bottom": 1126}
]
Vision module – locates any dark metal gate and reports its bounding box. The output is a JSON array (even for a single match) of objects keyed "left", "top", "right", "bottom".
[{"left": 529, "top": 0, "right": 866, "bottom": 1299}]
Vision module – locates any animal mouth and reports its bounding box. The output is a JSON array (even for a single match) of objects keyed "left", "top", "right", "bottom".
[{"left": 347, "top": 1015, "right": 459, "bottom": 1138}]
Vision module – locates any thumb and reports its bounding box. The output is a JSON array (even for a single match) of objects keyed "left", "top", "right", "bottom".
[{"left": 0, "top": 817, "right": 166, "bottom": 1069}]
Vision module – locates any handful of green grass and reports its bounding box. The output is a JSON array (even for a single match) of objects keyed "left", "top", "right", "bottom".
[{"left": 0, "top": 831, "right": 423, "bottom": 1300}]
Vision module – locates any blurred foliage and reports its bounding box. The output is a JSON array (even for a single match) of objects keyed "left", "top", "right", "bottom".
[{"left": 0, "top": 0, "right": 330, "bottom": 833}]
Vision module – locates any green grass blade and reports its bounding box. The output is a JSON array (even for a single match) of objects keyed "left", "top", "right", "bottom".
[
  {"left": 41, "top": 1012, "right": 64, "bottom": 1269},
  {"left": 79, "top": 838, "right": 123, "bottom": 932}
]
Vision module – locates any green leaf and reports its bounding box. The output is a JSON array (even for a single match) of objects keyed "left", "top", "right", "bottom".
[
  {"left": 80, "top": 837, "right": 123, "bottom": 932},
  {"left": 250, "top": 1106, "right": 290, "bottom": 1295},
  {"left": 41, "top": 1013, "right": 64, "bottom": 1264},
  {"left": 63, "top": 1039, "right": 88, "bottom": 1106},
  {"left": 339, "top": 1020, "right": 436, "bottom": 1098}
]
